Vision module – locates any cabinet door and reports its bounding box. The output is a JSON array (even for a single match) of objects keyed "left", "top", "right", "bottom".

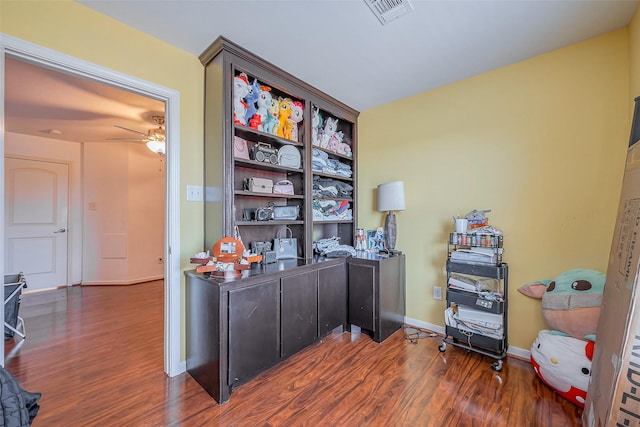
[
  {"left": 348, "top": 262, "right": 376, "bottom": 331},
  {"left": 281, "top": 270, "right": 318, "bottom": 358},
  {"left": 228, "top": 279, "right": 280, "bottom": 386},
  {"left": 318, "top": 263, "right": 347, "bottom": 336}
]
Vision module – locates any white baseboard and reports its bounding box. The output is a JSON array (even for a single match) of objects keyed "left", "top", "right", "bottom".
[{"left": 404, "top": 315, "right": 531, "bottom": 361}]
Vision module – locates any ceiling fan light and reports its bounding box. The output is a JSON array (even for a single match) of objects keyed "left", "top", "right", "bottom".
[
  {"left": 148, "top": 126, "right": 165, "bottom": 141},
  {"left": 146, "top": 140, "right": 165, "bottom": 155}
]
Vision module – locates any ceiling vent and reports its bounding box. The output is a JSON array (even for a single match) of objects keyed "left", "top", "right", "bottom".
[{"left": 364, "top": 0, "right": 414, "bottom": 25}]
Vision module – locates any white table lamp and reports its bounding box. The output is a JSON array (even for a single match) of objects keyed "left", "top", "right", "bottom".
[{"left": 377, "top": 181, "right": 406, "bottom": 253}]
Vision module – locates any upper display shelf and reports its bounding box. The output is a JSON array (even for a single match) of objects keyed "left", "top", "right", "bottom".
[
  {"left": 311, "top": 105, "right": 353, "bottom": 159},
  {"left": 233, "top": 70, "right": 304, "bottom": 144}
]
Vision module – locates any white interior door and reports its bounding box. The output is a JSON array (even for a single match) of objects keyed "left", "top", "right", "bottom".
[{"left": 4, "top": 157, "right": 69, "bottom": 291}]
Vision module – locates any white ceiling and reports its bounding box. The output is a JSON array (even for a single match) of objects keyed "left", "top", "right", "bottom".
[
  {"left": 78, "top": 0, "right": 639, "bottom": 111},
  {"left": 5, "top": 0, "right": 639, "bottom": 144}
]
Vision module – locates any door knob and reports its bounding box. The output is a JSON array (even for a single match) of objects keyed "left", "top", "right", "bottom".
[{"left": 54, "top": 228, "right": 66, "bottom": 233}]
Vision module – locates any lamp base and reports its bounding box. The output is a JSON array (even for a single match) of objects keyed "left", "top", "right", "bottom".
[{"left": 384, "top": 211, "right": 397, "bottom": 252}]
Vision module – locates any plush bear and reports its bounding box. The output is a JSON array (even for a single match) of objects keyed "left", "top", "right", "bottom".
[{"left": 518, "top": 268, "right": 605, "bottom": 340}]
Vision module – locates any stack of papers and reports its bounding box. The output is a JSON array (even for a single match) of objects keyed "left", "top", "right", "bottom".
[
  {"left": 450, "top": 247, "right": 498, "bottom": 264},
  {"left": 448, "top": 273, "right": 500, "bottom": 293}
]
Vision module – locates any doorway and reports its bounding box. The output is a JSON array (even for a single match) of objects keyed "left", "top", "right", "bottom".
[{"left": 1, "top": 35, "right": 182, "bottom": 375}]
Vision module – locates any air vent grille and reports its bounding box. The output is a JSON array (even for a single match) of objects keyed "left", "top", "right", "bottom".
[{"left": 364, "top": 0, "right": 414, "bottom": 25}]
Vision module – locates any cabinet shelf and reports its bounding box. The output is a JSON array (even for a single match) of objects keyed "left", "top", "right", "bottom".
[
  {"left": 312, "top": 219, "right": 353, "bottom": 224},
  {"left": 237, "top": 220, "right": 304, "bottom": 226},
  {"left": 311, "top": 145, "right": 353, "bottom": 162},
  {"left": 234, "top": 125, "right": 305, "bottom": 149},
  {"left": 311, "top": 171, "right": 353, "bottom": 182},
  {"left": 234, "top": 158, "right": 302, "bottom": 174},
  {"left": 234, "top": 190, "right": 304, "bottom": 199}
]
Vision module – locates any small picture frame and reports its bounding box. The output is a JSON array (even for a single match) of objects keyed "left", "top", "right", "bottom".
[{"left": 367, "top": 228, "right": 386, "bottom": 251}]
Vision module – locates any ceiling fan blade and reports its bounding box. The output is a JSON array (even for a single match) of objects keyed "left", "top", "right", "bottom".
[
  {"left": 107, "top": 137, "right": 147, "bottom": 142},
  {"left": 114, "top": 124, "right": 148, "bottom": 137}
]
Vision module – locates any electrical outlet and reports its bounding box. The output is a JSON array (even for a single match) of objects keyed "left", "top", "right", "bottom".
[
  {"left": 186, "top": 185, "right": 204, "bottom": 202},
  {"left": 433, "top": 286, "right": 442, "bottom": 300}
]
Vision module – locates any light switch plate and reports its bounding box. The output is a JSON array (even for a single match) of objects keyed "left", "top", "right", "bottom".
[
  {"left": 187, "top": 185, "right": 204, "bottom": 202},
  {"left": 433, "top": 286, "right": 442, "bottom": 300}
]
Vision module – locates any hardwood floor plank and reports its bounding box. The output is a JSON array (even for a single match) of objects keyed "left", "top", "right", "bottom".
[{"left": 4, "top": 280, "right": 581, "bottom": 426}]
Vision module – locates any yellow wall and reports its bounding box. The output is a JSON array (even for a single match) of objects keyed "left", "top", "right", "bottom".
[
  {"left": 1, "top": 1, "right": 205, "bottom": 270},
  {"left": 359, "top": 29, "right": 630, "bottom": 350},
  {"left": 631, "top": 6, "right": 640, "bottom": 107},
  {"left": 2, "top": 1, "right": 637, "bottom": 353}
]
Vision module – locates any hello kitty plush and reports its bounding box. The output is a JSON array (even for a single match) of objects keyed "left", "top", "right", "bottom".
[
  {"left": 320, "top": 117, "right": 338, "bottom": 148},
  {"left": 244, "top": 78, "right": 261, "bottom": 126},
  {"left": 289, "top": 101, "right": 304, "bottom": 142},
  {"left": 530, "top": 330, "right": 594, "bottom": 408},
  {"left": 276, "top": 97, "right": 293, "bottom": 138},
  {"left": 255, "top": 86, "right": 273, "bottom": 132},
  {"left": 233, "top": 73, "right": 250, "bottom": 126},
  {"left": 311, "top": 106, "right": 323, "bottom": 146},
  {"left": 262, "top": 98, "right": 280, "bottom": 135}
]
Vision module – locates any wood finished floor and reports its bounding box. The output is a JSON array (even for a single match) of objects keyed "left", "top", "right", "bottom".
[{"left": 4, "top": 280, "right": 582, "bottom": 426}]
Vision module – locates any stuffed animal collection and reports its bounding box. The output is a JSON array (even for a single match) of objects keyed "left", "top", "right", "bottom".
[
  {"left": 233, "top": 72, "right": 305, "bottom": 142},
  {"left": 311, "top": 109, "right": 352, "bottom": 157},
  {"left": 518, "top": 268, "right": 606, "bottom": 408}
]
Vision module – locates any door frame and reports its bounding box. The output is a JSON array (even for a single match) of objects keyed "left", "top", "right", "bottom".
[{"left": 0, "top": 34, "right": 183, "bottom": 376}]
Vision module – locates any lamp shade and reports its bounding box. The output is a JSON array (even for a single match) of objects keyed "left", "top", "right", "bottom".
[{"left": 377, "top": 181, "right": 406, "bottom": 212}]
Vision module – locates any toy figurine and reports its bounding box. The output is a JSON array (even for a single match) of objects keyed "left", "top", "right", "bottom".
[
  {"left": 262, "top": 98, "right": 280, "bottom": 135},
  {"left": 276, "top": 97, "right": 293, "bottom": 138},
  {"left": 233, "top": 73, "right": 250, "bottom": 126},
  {"left": 320, "top": 117, "right": 338, "bottom": 148},
  {"left": 289, "top": 101, "right": 304, "bottom": 142},
  {"left": 311, "top": 105, "right": 322, "bottom": 146},
  {"left": 255, "top": 85, "right": 273, "bottom": 132},
  {"left": 244, "top": 78, "right": 261, "bottom": 125}
]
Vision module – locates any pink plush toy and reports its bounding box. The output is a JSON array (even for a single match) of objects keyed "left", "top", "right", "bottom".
[{"left": 518, "top": 268, "right": 605, "bottom": 340}]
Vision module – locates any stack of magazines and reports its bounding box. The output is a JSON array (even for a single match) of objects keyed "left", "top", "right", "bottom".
[
  {"left": 448, "top": 273, "right": 499, "bottom": 294},
  {"left": 445, "top": 304, "right": 503, "bottom": 339},
  {"left": 450, "top": 246, "right": 501, "bottom": 265}
]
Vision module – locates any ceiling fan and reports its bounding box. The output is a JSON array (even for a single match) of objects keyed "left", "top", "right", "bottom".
[{"left": 109, "top": 115, "right": 166, "bottom": 155}]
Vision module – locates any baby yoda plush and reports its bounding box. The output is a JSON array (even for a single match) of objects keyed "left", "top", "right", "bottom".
[{"left": 518, "top": 269, "right": 606, "bottom": 340}]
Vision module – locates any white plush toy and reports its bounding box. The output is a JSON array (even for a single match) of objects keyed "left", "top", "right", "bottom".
[{"left": 233, "top": 73, "right": 250, "bottom": 126}]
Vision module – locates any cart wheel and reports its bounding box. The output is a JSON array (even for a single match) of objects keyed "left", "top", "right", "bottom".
[
  {"left": 438, "top": 342, "right": 446, "bottom": 352},
  {"left": 492, "top": 360, "right": 503, "bottom": 371}
]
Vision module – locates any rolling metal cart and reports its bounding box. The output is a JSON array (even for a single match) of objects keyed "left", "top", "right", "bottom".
[
  {"left": 438, "top": 233, "right": 507, "bottom": 371},
  {"left": 4, "top": 272, "right": 26, "bottom": 341}
]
